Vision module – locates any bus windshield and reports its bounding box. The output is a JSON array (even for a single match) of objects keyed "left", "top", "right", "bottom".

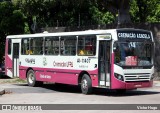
[{"left": 114, "top": 41, "right": 153, "bottom": 67}]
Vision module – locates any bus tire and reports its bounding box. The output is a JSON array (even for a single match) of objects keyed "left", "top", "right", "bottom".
[
  {"left": 27, "top": 70, "right": 43, "bottom": 87},
  {"left": 81, "top": 74, "right": 92, "bottom": 94}
]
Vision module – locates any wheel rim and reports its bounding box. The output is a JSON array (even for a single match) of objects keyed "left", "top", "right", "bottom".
[
  {"left": 82, "top": 79, "right": 88, "bottom": 90},
  {"left": 28, "top": 73, "right": 34, "bottom": 84}
]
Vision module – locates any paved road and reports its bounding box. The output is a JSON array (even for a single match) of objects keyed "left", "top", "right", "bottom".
[{"left": 0, "top": 82, "right": 160, "bottom": 113}]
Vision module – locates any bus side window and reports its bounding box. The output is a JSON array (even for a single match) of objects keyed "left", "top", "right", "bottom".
[
  {"left": 21, "top": 38, "right": 29, "bottom": 55},
  {"left": 45, "top": 37, "right": 59, "bottom": 55},
  {"left": 78, "top": 35, "right": 96, "bottom": 56},
  {"left": 60, "top": 36, "right": 76, "bottom": 56},
  {"left": 30, "top": 37, "right": 43, "bottom": 55}
]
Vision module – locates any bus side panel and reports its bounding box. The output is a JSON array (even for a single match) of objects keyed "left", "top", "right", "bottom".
[
  {"left": 19, "top": 66, "right": 27, "bottom": 79},
  {"left": 5, "top": 55, "right": 13, "bottom": 77},
  {"left": 90, "top": 69, "right": 98, "bottom": 87},
  {"left": 53, "top": 69, "right": 98, "bottom": 86},
  {"left": 111, "top": 53, "right": 126, "bottom": 89},
  {"left": 35, "top": 68, "right": 55, "bottom": 83},
  {"left": 55, "top": 73, "right": 78, "bottom": 85},
  {"left": 35, "top": 68, "right": 78, "bottom": 85},
  {"left": 19, "top": 66, "right": 98, "bottom": 86},
  {"left": 5, "top": 39, "right": 13, "bottom": 77},
  {"left": 36, "top": 68, "right": 98, "bottom": 86},
  {"left": 40, "top": 71, "right": 56, "bottom": 82}
]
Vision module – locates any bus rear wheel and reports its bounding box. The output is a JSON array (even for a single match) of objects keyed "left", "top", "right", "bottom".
[
  {"left": 81, "top": 74, "right": 92, "bottom": 94},
  {"left": 27, "top": 70, "right": 43, "bottom": 87}
]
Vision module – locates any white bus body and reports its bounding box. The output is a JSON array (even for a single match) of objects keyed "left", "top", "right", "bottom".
[{"left": 5, "top": 28, "right": 154, "bottom": 94}]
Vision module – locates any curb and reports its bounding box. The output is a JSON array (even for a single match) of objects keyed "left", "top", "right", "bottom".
[{"left": 0, "top": 88, "right": 5, "bottom": 95}]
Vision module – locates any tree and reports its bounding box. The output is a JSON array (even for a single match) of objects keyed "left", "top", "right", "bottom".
[
  {"left": 89, "top": 5, "right": 114, "bottom": 24},
  {"left": 130, "top": 0, "right": 160, "bottom": 23},
  {"left": 16, "top": 0, "right": 115, "bottom": 31},
  {"left": 0, "top": 1, "right": 25, "bottom": 63}
]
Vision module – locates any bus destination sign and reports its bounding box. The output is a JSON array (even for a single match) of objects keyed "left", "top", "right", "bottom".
[{"left": 117, "top": 30, "right": 151, "bottom": 40}]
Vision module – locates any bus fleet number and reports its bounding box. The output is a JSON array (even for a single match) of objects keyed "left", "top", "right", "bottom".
[{"left": 77, "top": 58, "right": 91, "bottom": 63}]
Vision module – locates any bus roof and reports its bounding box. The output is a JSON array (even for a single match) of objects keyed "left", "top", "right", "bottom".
[{"left": 6, "top": 28, "right": 152, "bottom": 39}]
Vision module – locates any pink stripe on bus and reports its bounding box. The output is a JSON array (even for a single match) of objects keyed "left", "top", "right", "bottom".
[{"left": 19, "top": 65, "right": 99, "bottom": 87}]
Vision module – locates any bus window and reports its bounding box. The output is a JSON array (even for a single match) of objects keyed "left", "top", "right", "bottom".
[
  {"left": 8, "top": 39, "right": 12, "bottom": 55},
  {"left": 60, "top": 36, "right": 76, "bottom": 56},
  {"left": 78, "top": 35, "right": 96, "bottom": 56},
  {"left": 30, "top": 37, "right": 43, "bottom": 55},
  {"left": 21, "top": 39, "right": 29, "bottom": 55},
  {"left": 45, "top": 37, "right": 59, "bottom": 55}
]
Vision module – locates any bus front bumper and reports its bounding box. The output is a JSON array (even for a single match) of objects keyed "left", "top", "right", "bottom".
[
  {"left": 125, "top": 81, "right": 153, "bottom": 89},
  {"left": 111, "top": 75, "right": 153, "bottom": 89}
]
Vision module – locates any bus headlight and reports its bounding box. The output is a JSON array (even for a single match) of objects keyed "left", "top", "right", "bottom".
[{"left": 114, "top": 73, "right": 124, "bottom": 81}]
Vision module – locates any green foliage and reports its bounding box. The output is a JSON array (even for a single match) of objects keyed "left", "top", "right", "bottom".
[
  {"left": 16, "top": 0, "right": 115, "bottom": 29},
  {"left": 130, "top": 0, "right": 160, "bottom": 22},
  {"left": 10, "top": 10, "right": 25, "bottom": 34},
  {"left": 0, "top": 1, "right": 25, "bottom": 63},
  {"left": 89, "top": 5, "right": 114, "bottom": 24},
  {"left": 0, "top": 1, "right": 25, "bottom": 35},
  {"left": 147, "top": 3, "right": 160, "bottom": 22}
]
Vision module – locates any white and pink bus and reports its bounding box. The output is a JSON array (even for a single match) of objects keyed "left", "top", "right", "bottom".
[{"left": 5, "top": 28, "right": 154, "bottom": 94}]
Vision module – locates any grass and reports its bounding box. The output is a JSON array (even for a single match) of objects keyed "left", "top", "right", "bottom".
[
  {"left": 0, "top": 77, "right": 27, "bottom": 84},
  {"left": 13, "top": 78, "right": 27, "bottom": 83}
]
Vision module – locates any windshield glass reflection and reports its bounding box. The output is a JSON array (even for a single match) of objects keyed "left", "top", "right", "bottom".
[{"left": 114, "top": 41, "right": 153, "bottom": 66}]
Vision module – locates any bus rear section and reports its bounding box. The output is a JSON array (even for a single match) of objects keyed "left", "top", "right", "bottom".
[
  {"left": 110, "top": 29, "right": 154, "bottom": 92},
  {"left": 5, "top": 38, "right": 20, "bottom": 78}
]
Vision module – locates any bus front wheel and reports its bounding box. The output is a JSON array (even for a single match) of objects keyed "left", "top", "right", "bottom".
[
  {"left": 81, "top": 74, "right": 92, "bottom": 94},
  {"left": 27, "top": 70, "right": 43, "bottom": 87}
]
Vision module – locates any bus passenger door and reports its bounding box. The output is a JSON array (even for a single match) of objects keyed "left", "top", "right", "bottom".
[
  {"left": 98, "top": 41, "right": 110, "bottom": 87},
  {"left": 13, "top": 43, "right": 20, "bottom": 77}
]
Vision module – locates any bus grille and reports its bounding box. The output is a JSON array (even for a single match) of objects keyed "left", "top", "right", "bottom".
[{"left": 124, "top": 73, "right": 150, "bottom": 82}]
